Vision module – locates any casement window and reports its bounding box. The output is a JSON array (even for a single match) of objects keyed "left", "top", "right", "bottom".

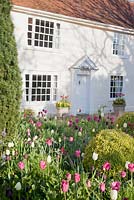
[
  {"left": 113, "top": 33, "right": 125, "bottom": 56},
  {"left": 25, "top": 74, "right": 58, "bottom": 102},
  {"left": 110, "top": 76, "right": 123, "bottom": 98},
  {"left": 27, "top": 17, "right": 60, "bottom": 48}
]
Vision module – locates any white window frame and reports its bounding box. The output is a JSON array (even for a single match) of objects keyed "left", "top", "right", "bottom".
[
  {"left": 24, "top": 73, "right": 58, "bottom": 102},
  {"left": 110, "top": 75, "right": 123, "bottom": 99},
  {"left": 113, "top": 32, "right": 125, "bottom": 56},
  {"left": 27, "top": 17, "right": 60, "bottom": 49}
]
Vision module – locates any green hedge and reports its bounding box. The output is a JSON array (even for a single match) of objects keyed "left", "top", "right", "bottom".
[
  {"left": 0, "top": 0, "right": 22, "bottom": 142},
  {"left": 83, "top": 129, "right": 134, "bottom": 175}
]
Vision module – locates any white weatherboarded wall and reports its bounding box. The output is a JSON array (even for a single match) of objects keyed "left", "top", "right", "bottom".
[{"left": 11, "top": 7, "right": 134, "bottom": 115}]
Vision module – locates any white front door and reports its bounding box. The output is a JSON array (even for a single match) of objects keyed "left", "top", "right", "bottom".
[{"left": 75, "top": 74, "right": 90, "bottom": 114}]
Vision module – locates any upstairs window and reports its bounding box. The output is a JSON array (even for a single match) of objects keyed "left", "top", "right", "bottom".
[
  {"left": 110, "top": 75, "right": 123, "bottom": 98},
  {"left": 27, "top": 17, "right": 60, "bottom": 49},
  {"left": 25, "top": 74, "right": 58, "bottom": 102},
  {"left": 113, "top": 33, "right": 125, "bottom": 56}
]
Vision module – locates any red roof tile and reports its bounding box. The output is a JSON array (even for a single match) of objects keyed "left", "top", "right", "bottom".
[{"left": 11, "top": 0, "right": 134, "bottom": 29}]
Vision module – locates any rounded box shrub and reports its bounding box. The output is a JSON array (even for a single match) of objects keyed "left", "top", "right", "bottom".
[
  {"left": 83, "top": 129, "right": 134, "bottom": 174},
  {"left": 115, "top": 112, "right": 134, "bottom": 136}
]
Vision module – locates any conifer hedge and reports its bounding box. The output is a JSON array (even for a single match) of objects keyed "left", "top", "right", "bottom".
[{"left": 0, "top": 0, "right": 22, "bottom": 141}]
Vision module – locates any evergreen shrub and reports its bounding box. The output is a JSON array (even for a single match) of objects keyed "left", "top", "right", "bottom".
[
  {"left": 83, "top": 129, "right": 134, "bottom": 175},
  {"left": 116, "top": 112, "right": 134, "bottom": 136},
  {"left": 0, "top": 0, "right": 22, "bottom": 142}
]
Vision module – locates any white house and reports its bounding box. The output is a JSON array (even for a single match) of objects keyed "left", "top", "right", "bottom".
[{"left": 11, "top": 0, "right": 134, "bottom": 115}]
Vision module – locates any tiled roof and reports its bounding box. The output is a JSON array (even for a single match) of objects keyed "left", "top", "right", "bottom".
[{"left": 11, "top": 0, "right": 134, "bottom": 29}]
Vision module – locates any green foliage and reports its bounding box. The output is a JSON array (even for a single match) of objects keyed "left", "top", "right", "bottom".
[
  {"left": 23, "top": 108, "right": 35, "bottom": 118},
  {"left": 83, "top": 129, "right": 134, "bottom": 174},
  {"left": 0, "top": 0, "right": 22, "bottom": 141},
  {"left": 116, "top": 112, "right": 134, "bottom": 136}
]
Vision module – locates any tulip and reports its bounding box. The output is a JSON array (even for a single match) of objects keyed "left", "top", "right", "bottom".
[
  {"left": 74, "top": 173, "right": 80, "bottom": 183},
  {"left": 61, "top": 180, "right": 69, "bottom": 192},
  {"left": 128, "top": 163, "right": 134, "bottom": 173},
  {"left": 18, "top": 161, "right": 25, "bottom": 170},
  {"left": 92, "top": 152, "right": 98, "bottom": 161},
  {"left": 66, "top": 173, "right": 71, "bottom": 181},
  {"left": 125, "top": 161, "right": 130, "bottom": 169},
  {"left": 15, "top": 182, "right": 21, "bottom": 190},
  {"left": 46, "top": 138, "right": 52, "bottom": 146},
  {"left": 47, "top": 155, "right": 51, "bottom": 164},
  {"left": 69, "top": 137, "right": 74, "bottom": 142},
  {"left": 36, "top": 121, "right": 42, "bottom": 128},
  {"left": 100, "top": 182, "right": 105, "bottom": 192},
  {"left": 75, "top": 150, "right": 81, "bottom": 158},
  {"left": 120, "top": 171, "right": 126, "bottom": 178},
  {"left": 40, "top": 160, "right": 46, "bottom": 170},
  {"left": 103, "top": 161, "right": 111, "bottom": 171},
  {"left": 110, "top": 190, "right": 118, "bottom": 200},
  {"left": 111, "top": 181, "right": 121, "bottom": 191},
  {"left": 6, "top": 149, "right": 10, "bottom": 156},
  {"left": 123, "top": 122, "right": 127, "bottom": 128},
  {"left": 8, "top": 142, "right": 14, "bottom": 148},
  {"left": 86, "top": 180, "right": 91, "bottom": 188}
]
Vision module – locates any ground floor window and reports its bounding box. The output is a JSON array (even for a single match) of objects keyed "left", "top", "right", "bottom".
[
  {"left": 110, "top": 75, "right": 123, "bottom": 98},
  {"left": 25, "top": 74, "right": 58, "bottom": 102}
]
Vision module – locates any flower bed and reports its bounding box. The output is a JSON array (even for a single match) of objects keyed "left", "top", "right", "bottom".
[{"left": 0, "top": 112, "right": 134, "bottom": 199}]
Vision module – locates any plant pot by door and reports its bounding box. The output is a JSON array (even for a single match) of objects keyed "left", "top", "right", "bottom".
[
  {"left": 113, "top": 105, "right": 125, "bottom": 116},
  {"left": 57, "top": 107, "right": 69, "bottom": 118}
]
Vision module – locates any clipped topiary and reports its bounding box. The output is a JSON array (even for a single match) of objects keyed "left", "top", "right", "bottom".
[
  {"left": 0, "top": 0, "right": 22, "bottom": 142},
  {"left": 83, "top": 129, "right": 134, "bottom": 174},
  {"left": 115, "top": 112, "right": 134, "bottom": 136}
]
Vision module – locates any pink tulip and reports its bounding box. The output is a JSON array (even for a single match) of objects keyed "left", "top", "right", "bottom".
[
  {"left": 46, "top": 138, "right": 52, "bottom": 146},
  {"left": 40, "top": 160, "right": 46, "bottom": 170},
  {"left": 75, "top": 150, "right": 81, "bottom": 158},
  {"left": 74, "top": 173, "right": 80, "bottom": 183},
  {"left": 69, "top": 137, "right": 74, "bottom": 142},
  {"left": 66, "top": 173, "right": 71, "bottom": 181},
  {"left": 75, "top": 118, "right": 79, "bottom": 123},
  {"left": 128, "top": 163, "right": 134, "bottom": 173},
  {"left": 111, "top": 181, "right": 121, "bottom": 191},
  {"left": 86, "top": 180, "right": 91, "bottom": 188},
  {"left": 87, "top": 115, "right": 91, "bottom": 121},
  {"left": 18, "top": 161, "right": 25, "bottom": 170},
  {"left": 36, "top": 121, "right": 42, "bottom": 128},
  {"left": 120, "top": 171, "right": 126, "bottom": 178},
  {"left": 103, "top": 161, "right": 111, "bottom": 171},
  {"left": 27, "top": 128, "right": 31, "bottom": 136},
  {"left": 100, "top": 182, "right": 105, "bottom": 192},
  {"left": 61, "top": 180, "right": 69, "bottom": 192}
]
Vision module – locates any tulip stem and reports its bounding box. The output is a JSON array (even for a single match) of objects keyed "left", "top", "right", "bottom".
[{"left": 64, "top": 192, "right": 66, "bottom": 200}]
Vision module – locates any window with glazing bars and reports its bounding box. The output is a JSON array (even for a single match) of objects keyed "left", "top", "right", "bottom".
[
  {"left": 110, "top": 76, "right": 123, "bottom": 98},
  {"left": 27, "top": 17, "right": 60, "bottom": 48}
]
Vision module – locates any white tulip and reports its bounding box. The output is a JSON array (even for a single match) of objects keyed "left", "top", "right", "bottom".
[
  {"left": 6, "top": 149, "right": 10, "bottom": 156},
  {"left": 12, "top": 150, "right": 15, "bottom": 156},
  {"left": 47, "top": 155, "right": 51, "bottom": 163},
  {"left": 15, "top": 182, "right": 21, "bottom": 190},
  {"left": 92, "top": 152, "right": 98, "bottom": 161},
  {"left": 110, "top": 190, "right": 118, "bottom": 200},
  {"left": 27, "top": 137, "right": 31, "bottom": 142},
  {"left": 123, "top": 123, "right": 127, "bottom": 128},
  {"left": 51, "top": 129, "right": 54, "bottom": 134},
  {"left": 8, "top": 142, "right": 14, "bottom": 148},
  {"left": 125, "top": 161, "right": 130, "bottom": 169},
  {"left": 31, "top": 142, "right": 35, "bottom": 148},
  {"left": 78, "top": 131, "right": 82, "bottom": 136},
  {"left": 101, "top": 112, "right": 104, "bottom": 117},
  {"left": 33, "top": 135, "right": 38, "bottom": 141},
  {"left": 92, "top": 128, "right": 95, "bottom": 132}
]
